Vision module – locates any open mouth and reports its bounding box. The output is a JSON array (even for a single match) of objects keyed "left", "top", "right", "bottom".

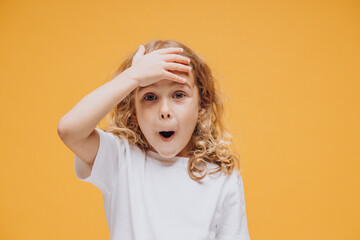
[{"left": 159, "top": 131, "right": 175, "bottom": 141}]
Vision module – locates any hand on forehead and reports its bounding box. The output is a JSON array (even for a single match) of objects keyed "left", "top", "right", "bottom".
[
  {"left": 137, "top": 70, "right": 194, "bottom": 93},
  {"left": 161, "top": 69, "right": 194, "bottom": 87}
]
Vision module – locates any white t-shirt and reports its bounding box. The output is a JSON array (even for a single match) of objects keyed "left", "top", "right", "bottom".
[{"left": 74, "top": 128, "right": 250, "bottom": 240}]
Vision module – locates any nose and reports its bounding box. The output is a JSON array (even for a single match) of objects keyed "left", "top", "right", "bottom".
[
  {"left": 161, "top": 113, "right": 171, "bottom": 119},
  {"left": 159, "top": 99, "right": 172, "bottom": 120}
]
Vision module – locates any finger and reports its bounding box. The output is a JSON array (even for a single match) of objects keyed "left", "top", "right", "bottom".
[
  {"left": 162, "top": 54, "right": 191, "bottom": 65},
  {"left": 164, "top": 62, "right": 192, "bottom": 73},
  {"left": 162, "top": 70, "right": 187, "bottom": 83},
  {"left": 154, "top": 47, "right": 183, "bottom": 55}
]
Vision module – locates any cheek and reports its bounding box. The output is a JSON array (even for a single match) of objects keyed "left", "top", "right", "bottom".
[
  {"left": 179, "top": 106, "right": 198, "bottom": 127},
  {"left": 135, "top": 107, "right": 145, "bottom": 123},
  {"left": 134, "top": 98, "right": 144, "bottom": 118},
  {"left": 135, "top": 105, "right": 153, "bottom": 129}
]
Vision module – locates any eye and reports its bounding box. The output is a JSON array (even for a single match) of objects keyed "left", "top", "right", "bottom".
[
  {"left": 143, "top": 92, "right": 186, "bottom": 101},
  {"left": 143, "top": 94, "right": 157, "bottom": 101},
  {"left": 173, "top": 92, "right": 186, "bottom": 99}
]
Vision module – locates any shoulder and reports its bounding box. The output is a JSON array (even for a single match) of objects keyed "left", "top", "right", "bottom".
[
  {"left": 206, "top": 162, "right": 242, "bottom": 183},
  {"left": 219, "top": 168, "right": 244, "bottom": 199},
  {"left": 101, "top": 128, "right": 146, "bottom": 155},
  {"left": 224, "top": 169, "right": 243, "bottom": 191},
  {"left": 203, "top": 164, "right": 244, "bottom": 199},
  {"left": 96, "top": 128, "right": 142, "bottom": 156}
]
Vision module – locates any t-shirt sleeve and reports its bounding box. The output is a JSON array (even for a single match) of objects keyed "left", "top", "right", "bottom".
[
  {"left": 215, "top": 175, "right": 251, "bottom": 240},
  {"left": 74, "top": 128, "right": 126, "bottom": 196}
]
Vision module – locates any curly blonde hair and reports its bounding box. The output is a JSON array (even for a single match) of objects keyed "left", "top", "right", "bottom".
[{"left": 103, "top": 39, "right": 240, "bottom": 182}]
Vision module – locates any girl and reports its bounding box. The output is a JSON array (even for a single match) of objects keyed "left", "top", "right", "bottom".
[{"left": 58, "top": 39, "right": 250, "bottom": 240}]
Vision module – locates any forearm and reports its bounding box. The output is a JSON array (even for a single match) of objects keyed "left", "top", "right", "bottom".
[{"left": 58, "top": 68, "right": 138, "bottom": 140}]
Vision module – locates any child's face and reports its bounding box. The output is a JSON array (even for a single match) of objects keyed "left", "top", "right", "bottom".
[{"left": 134, "top": 70, "right": 200, "bottom": 158}]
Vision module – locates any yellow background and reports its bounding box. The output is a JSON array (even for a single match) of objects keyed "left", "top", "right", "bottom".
[{"left": 1, "top": 0, "right": 359, "bottom": 239}]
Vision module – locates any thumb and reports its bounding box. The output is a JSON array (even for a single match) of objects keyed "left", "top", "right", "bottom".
[{"left": 132, "top": 45, "right": 145, "bottom": 65}]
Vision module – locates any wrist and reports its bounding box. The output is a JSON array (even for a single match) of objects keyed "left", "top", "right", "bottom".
[{"left": 115, "top": 67, "right": 139, "bottom": 88}]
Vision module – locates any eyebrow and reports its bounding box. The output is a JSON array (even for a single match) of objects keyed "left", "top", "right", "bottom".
[{"left": 138, "top": 81, "right": 192, "bottom": 93}]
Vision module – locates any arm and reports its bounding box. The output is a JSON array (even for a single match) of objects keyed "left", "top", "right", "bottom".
[
  {"left": 57, "top": 68, "right": 138, "bottom": 165},
  {"left": 58, "top": 67, "right": 138, "bottom": 140}
]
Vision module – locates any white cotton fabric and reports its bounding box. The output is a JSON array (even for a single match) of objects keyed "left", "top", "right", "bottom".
[{"left": 74, "top": 128, "right": 250, "bottom": 240}]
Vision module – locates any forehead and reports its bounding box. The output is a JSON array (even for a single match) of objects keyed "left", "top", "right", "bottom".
[{"left": 137, "top": 70, "right": 195, "bottom": 93}]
